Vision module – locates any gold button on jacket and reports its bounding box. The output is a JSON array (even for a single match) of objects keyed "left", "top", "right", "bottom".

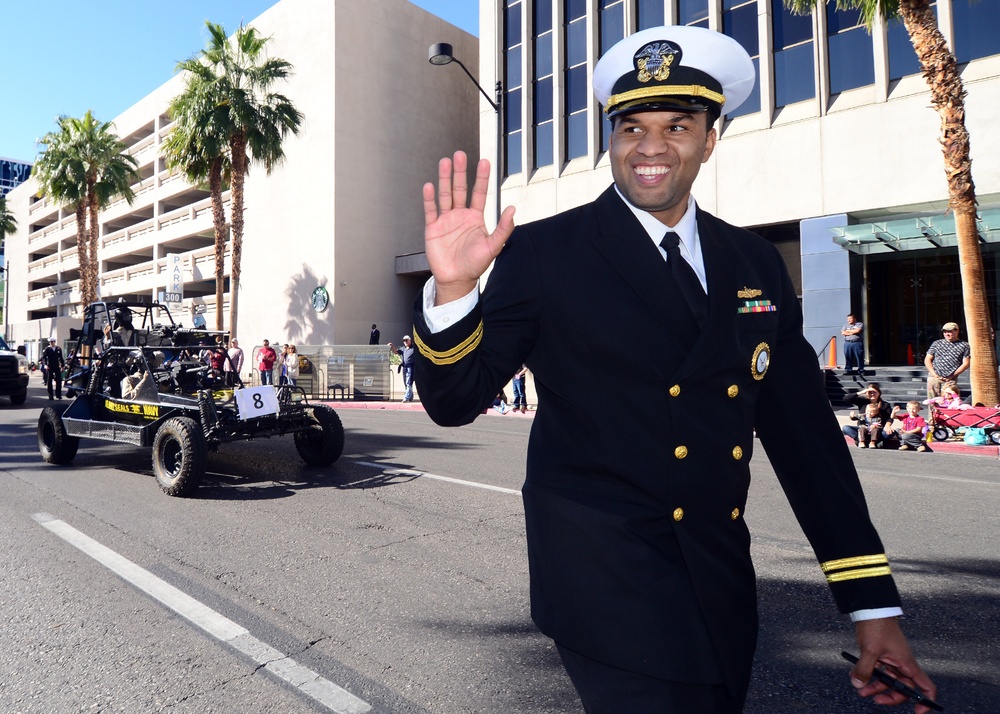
[
  {"left": 673, "top": 508, "right": 684, "bottom": 522},
  {"left": 669, "top": 384, "right": 681, "bottom": 397},
  {"left": 727, "top": 385, "right": 739, "bottom": 398},
  {"left": 674, "top": 445, "right": 688, "bottom": 459},
  {"left": 732, "top": 446, "right": 743, "bottom": 460},
  {"left": 731, "top": 508, "right": 741, "bottom": 520}
]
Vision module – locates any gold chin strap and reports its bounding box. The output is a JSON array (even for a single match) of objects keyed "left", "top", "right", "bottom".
[{"left": 606, "top": 84, "right": 726, "bottom": 114}]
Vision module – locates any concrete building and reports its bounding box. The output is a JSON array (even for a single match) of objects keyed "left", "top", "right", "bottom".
[
  {"left": 4, "top": 0, "right": 478, "bottom": 361},
  {"left": 481, "top": 0, "right": 1000, "bottom": 366}
]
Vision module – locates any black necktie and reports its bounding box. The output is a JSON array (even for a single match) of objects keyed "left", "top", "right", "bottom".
[{"left": 660, "top": 231, "right": 708, "bottom": 323}]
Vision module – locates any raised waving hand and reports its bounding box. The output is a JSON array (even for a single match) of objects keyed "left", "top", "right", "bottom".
[{"left": 423, "top": 151, "right": 516, "bottom": 305}]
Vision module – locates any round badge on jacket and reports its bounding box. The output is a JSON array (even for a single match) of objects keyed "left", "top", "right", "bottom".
[{"left": 751, "top": 342, "right": 770, "bottom": 380}]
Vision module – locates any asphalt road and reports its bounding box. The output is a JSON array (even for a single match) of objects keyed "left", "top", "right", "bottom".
[{"left": 1, "top": 380, "right": 998, "bottom": 713}]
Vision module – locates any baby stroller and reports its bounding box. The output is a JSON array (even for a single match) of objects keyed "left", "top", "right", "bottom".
[{"left": 929, "top": 405, "right": 1000, "bottom": 444}]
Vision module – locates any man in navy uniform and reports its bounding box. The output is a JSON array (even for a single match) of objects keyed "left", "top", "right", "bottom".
[
  {"left": 42, "top": 337, "right": 66, "bottom": 399},
  {"left": 413, "top": 26, "right": 936, "bottom": 713}
]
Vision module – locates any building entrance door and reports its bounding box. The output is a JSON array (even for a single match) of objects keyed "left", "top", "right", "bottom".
[{"left": 866, "top": 252, "right": 989, "bottom": 366}]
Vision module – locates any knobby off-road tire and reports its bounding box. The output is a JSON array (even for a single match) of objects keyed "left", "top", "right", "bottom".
[
  {"left": 37, "top": 406, "right": 80, "bottom": 465},
  {"left": 294, "top": 405, "right": 345, "bottom": 466},
  {"left": 152, "top": 417, "right": 206, "bottom": 497}
]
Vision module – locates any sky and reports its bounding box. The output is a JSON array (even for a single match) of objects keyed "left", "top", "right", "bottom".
[{"left": 0, "top": 0, "right": 478, "bottom": 164}]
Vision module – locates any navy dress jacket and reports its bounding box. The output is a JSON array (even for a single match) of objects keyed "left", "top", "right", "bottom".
[{"left": 412, "top": 186, "right": 900, "bottom": 697}]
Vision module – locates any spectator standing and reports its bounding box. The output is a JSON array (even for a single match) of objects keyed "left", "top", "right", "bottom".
[
  {"left": 511, "top": 365, "right": 528, "bottom": 413},
  {"left": 893, "top": 401, "right": 931, "bottom": 452},
  {"left": 388, "top": 336, "right": 416, "bottom": 402},
  {"left": 283, "top": 345, "right": 300, "bottom": 386},
  {"left": 258, "top": 339, "right": 277, "bottom": 385},
  {"left": 841, "top": 313, "right": 865, "bottom": 376},
  {"left": 369, "top": 324, "right": 380, "bottom": 345},
  {"left": 225, "top": 339, "right": 245, "bottom": 386},
  {"left": 924, "top": 322, "right": 971, "bottom": 399},
  {"left": 279, "top": 344, "right": 290, "bottom": 385},
  {"left": 41, "top": 338, "right": 65, "bottom": 399}
]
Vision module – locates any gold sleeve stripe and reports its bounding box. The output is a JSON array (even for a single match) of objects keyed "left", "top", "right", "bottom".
[
  {"left": 826, "top": 566, "right": 893, "bottom": 584},
  {"left": 412, "top": 321, "right": 484, "bottom": 366},
  {"left": 820, "top": 554, "right": 889, "bottom": 573}
]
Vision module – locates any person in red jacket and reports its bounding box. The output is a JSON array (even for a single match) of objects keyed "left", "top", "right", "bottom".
[{"left": 258, "top": 339, "right": 277, "bottom": 385}]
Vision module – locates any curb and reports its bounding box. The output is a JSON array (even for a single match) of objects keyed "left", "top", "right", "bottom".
[
  {"left": 842, "top": 434, "right": 998, "bottom": 458},
  {"left": 315, "top": 399, "right": 535, "bottom": 418}
]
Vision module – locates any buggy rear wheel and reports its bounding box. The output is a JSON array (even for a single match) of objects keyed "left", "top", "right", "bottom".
[
  {"left": 931, "top": 426, "right": 953, "bottom": 442},
  {"left": 989, "top": 430, "right": 1000, "bottom": 446},
  {"left": 294, "top": 405, "right": 345, "bottom": 466},
  {"left": 37, "top": 406, "right": 80, "bottom": 464},
  {"left": 152, "top": 417, "right": 206, "bottom": 496}
]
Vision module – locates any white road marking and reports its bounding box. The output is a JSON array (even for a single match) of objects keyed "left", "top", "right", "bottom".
[
  {"left": 31, "top": 512, "right": 372, "bottom": 714},
  {"left": 355, "top": 461, "right": 522, "bottom": 496}
]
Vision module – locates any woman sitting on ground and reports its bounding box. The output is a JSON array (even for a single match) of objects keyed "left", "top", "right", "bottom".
[{"left": 842, "top": 382, "right": 898, "bottom": 448}]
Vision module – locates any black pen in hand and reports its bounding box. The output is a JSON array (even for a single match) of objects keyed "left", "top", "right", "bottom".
[{"left": 841, "top": 651, "right": 943, "bottom": 711}]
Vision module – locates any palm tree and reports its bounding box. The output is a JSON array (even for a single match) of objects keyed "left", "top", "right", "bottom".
[
  {"left": 169, "top": 21, "right": 303, "bottom": 340},
  {"left": 0, "top": 194, "right": 16, "bottom": 245},
  {"left": 784, "top": 0, "right": 998, "bottom": 406},
  {"left": 164, "top": 79, "right": 232, "bottom": 331},
  {"left": 33, "top": 111, "right": 140, "bottom": 308}
]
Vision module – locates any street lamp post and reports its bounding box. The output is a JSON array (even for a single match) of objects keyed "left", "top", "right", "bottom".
[{"left": 428, "top": 42, "right": 503, "bottom": 227}]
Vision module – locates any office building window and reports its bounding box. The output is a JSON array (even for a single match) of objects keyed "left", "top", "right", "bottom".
[
  {"left": 505, "top": 0, "right": 523, "bottom": 176},
  {"left": 533, "top": 0, "right": 554, "bottom": 168},
  {"left": 678, "top": 0, "right": 709, "bottom": 28},
  {"left": 953, "top": 0, "right": 1000, "bottom": 64},
  {"left": 637, "top": 0, "right": 664, "bottom": 30},
  {"left": 564, "top": 0, "right": 588, "bottom": 160},
  {"left": 600, "top": 0, "right": 626, "bottom": 151},
  {"left": 723, "top": 0, "right": 760, "bottom": 118},
  {"left": 826, "top": 3, "right": 873, "bottom": 95},
  {"left": 887, "top": 2, "right": 933, "bottom": 81},
  {"left": 772, "top": 0, "right": 814, "bottom": 107}
]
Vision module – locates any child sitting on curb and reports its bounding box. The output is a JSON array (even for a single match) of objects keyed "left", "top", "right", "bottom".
[
  {"left": 893, "top": 401, "right": 931, "bottom": 452},
  {"left": 856, "top": 402, "right": 885, "bottom": 449}
]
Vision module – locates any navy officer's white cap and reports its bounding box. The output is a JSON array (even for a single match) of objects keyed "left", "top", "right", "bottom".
[{"left": 593, "top": 26, "right": 755, "bottom": 118}]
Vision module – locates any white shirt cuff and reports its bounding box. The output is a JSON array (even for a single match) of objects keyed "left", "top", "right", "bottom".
[
  {"left": 849, "top": 607, "right": 904, "bottom": 622},
  {"left": 421, "top": 277, "right": 480, "bottom": 334}
]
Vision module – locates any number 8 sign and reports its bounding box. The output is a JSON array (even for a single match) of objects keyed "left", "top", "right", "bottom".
[{"left": 235, "top": 385, "right": 280, "bottom": 419}]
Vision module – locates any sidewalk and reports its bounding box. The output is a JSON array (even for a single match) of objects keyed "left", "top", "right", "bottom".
[
  {"left": 315, "top": 398, "right": 535, "bottom": 418},
  {"left": 315, "top": 400, "right": 996, "bottom": 455},
  {"left": 832, "top": 408, "right": 999, "bottom": 458}
]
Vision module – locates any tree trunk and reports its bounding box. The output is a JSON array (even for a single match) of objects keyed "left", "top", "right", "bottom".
[
  {"left": 209, "top": 160, "right": 227, "bottom": 332},
  {"left": 900, "top": 0, "right": 998, "bottom": 406},
  {"left": 85, "top": 177, "right": 100, "bottom": 308},
  {"left": 73, "top": 203, "right": 90, "bottom": 308},
  {"left": 228, "top": 134, "right": 248, "bottom": 343}
]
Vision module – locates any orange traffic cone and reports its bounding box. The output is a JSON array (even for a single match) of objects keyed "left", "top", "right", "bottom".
[
  {"left": 828, "top": 337, "right": 837, "bottom": 369},
  {"left": 906, "top": 343, "right": 915, "bottom": 366}
]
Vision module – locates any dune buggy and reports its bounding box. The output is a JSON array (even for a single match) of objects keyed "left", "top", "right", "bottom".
[{"left": 37, "top": 300, "right": 345, "bottom": 496}]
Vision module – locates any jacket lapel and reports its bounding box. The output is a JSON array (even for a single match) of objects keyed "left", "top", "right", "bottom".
[
  {"left": 590, "top": 187, "right": 699, "bottom": 342},
  {"left": 671, "top": 209, "right": 739, "bottom": 381}
]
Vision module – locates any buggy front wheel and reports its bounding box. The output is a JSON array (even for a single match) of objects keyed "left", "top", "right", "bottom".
[
  {"left": 989, "top": 430, "right": 1000, "bottom": 446},
  {"left": 152, "top": 417, "right": 206, "bottom": 496},
  {"left": 294, "top": 405, "right": 345, "bottom": 466},
  {"left": 38, "top": 406, "right": 80, "bottom": 464}
]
